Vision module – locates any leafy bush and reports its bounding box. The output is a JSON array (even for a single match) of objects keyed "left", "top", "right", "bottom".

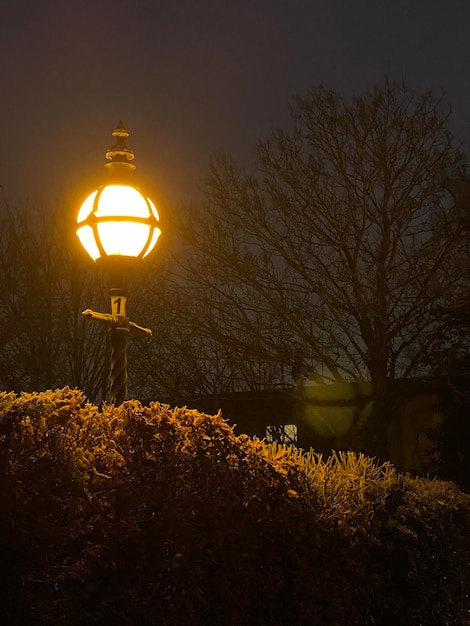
[{"left": 0, "top": 388, "right": 468, "bottom": 625}]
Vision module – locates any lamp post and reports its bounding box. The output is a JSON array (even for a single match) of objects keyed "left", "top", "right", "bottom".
[{"left": 76, "top": 122, "right": 161, "bottom": 405}]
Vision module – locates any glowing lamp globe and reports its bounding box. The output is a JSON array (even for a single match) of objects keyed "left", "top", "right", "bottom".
[
  {"left": 77, "top": 184, "right": 160, "bottom": 261},
  {"left": 76, "top": 122, "right": 161, "bottom": 263}
]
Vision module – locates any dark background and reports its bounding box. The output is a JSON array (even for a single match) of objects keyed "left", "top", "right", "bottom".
[{"left": 1, "top": 0, "right": 469, "bottom": 212}]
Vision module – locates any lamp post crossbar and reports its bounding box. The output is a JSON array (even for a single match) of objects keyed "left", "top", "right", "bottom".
[{"left": 82, "top": 307, "right": 151, "bottom": 405}]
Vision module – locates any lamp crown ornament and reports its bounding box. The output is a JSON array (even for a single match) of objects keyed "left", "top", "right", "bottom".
[{"left": 105, "top": 121, "right": 136, "bottom": 175}]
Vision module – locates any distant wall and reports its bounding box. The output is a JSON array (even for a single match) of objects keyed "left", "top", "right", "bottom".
[
  {"left": 386, "top": 393, "right": 442, "bottom": 473},
  {"left": 164, "top": 379, "right": 444, "bottom": 471}
]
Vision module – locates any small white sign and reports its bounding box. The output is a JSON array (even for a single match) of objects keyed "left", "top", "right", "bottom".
[
  {"left": 111, "top": 295, "right": 127, "bottom": 317},
  {"left": 266, "top": 424, "right": 298, "bottom": 445}
]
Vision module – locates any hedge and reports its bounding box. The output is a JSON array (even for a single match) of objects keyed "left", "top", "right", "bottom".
[{"left": 0, "top": 388, "right": 468, "bottom": 625}]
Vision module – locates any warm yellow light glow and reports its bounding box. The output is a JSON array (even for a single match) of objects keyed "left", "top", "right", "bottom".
[
  {"left": 76, "top": 184, "right": 161, "bottom": 261},
  {"left": 299, "top": 380, "right": 374, "bottom": 437}
]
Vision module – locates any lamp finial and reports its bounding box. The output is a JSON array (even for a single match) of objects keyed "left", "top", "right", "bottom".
[{"left": 105, "top": 121, "right": 136, "bottom": 174}]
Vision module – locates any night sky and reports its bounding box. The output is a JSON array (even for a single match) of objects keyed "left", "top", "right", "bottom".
[{"left": 1, "top": 0, "right": 470, "bottom": 213}]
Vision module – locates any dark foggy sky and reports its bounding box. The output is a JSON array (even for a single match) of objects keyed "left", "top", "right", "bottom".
[{"left": 1, "top": 0, "right": 469, "bottom": 212}]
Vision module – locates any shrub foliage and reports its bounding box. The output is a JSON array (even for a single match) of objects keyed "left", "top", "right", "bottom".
[{"left": 0, "top": 388, "right": 468, "bottom": 625}]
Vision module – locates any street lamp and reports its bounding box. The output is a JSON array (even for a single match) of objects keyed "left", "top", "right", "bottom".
[{"left": 76, "top": 121, "right": 161, "bottom": 405}]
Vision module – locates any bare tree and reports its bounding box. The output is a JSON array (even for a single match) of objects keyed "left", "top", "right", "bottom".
[
  {"left": 0, "top": 199, "right": 108, "bottom": 401},
  {"left": 174, "top": 80, "right": 467, "bottom": 453},
  {"left": 130, "top": 264, "right": 292, "bottom": 402}
]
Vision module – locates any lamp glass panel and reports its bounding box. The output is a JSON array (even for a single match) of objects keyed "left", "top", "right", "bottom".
[
  {"left": 76, "top": 224, "right": 101, "bottom": 261},
  {"left": 96, "top": 221, "right": 151, "bottom": 257},
  {"left": 96, "top": 185, "right": 150, "bottom": 218},
  {"left": 77, "top": 190, "right": 98, "bottom": 223},
  {"left": 143, "top": 227, "right": 162, "bottom": 257},
  {"left": 148, "top": 198, "right": 160, "bottom": 220}
]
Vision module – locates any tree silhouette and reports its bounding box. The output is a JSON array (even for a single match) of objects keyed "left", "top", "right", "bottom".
[{"left": 174, "top": 79, "right": 467, "bottom": 454}]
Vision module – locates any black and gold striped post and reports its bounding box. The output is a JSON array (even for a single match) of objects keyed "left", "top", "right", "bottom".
[
  {"left": 83, "top": 286, "right": 151, "bottom": 405},
  {"left": 108, "top": 287, "right": 129, "bottom": 406}
]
